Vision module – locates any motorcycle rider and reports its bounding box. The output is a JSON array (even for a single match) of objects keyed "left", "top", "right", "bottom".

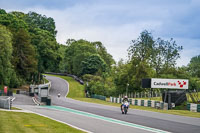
[
  {"left": 121, "top": 96, "right": 129, "bottom": 113},
  {"left": 58, "top": 93, "right": 61, "bottom": 98}
]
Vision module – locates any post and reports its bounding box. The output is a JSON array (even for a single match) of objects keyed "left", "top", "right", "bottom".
[
  {"left": 164, "top": 89, "right": 168, "bottom": 103},
  {"left": 86, "top": 82, "right": 88, "bottom": 97}
]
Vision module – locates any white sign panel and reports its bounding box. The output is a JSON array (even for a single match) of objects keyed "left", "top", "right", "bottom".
[{"left": 151, "top": 78, "right": 189, "bottom": 89}]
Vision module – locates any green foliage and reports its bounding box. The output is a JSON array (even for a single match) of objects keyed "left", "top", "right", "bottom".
[
  {"left": 83, "top": 74, "right": 116, "bottom": 97},
  {"left": 64, "top": 39, "right": 113, "bottom": 76},
  {"left": 58, "top": 44, "right": 68, "bottom": 72},
  {"left": 30, "top": 28, "right": 61, "bottom": 72},
  {"left": 25, "top": 11, "right": 57, "bottom": 36},
  {"left": 0, "top": 25, "right": 19, "bottom": 87},
  {"left": 81, "top": 54, "right": 106, "bottom": 75},
  {"left": 188, "top": 55, "right": 200, "bottom": 78},
  {"left": 12, "top": 29, "right": 37, "bottom": 81},
  {"left": 92, "top": 41, "right": 115, "bottom": 69},
  {"left": 0, "top": 12, "right": 28, "bottom": 31},
  {"left": 114, "top": 30, "right": 183, "bottom": 94},
  {"left": 0, "top": 9, "right": 6, "bottom": 14},
  {"left": 0, "top": 9, "right": 61, "bottom": 86}
]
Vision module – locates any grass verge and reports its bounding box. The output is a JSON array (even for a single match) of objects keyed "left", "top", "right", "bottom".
[
  {"left": 45, "top": 74, "right": 85, "bottom": 98},
  {"left": 46, "top": 74, "right": 200, "bottom": 118},
  {"left": 11, "top": 107, "right": 21, "bottom": 110},
  {"left": 0, "top": 110, "right": 85, "bottom": 133}
]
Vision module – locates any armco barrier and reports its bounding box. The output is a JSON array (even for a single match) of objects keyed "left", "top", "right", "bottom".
[
  {"left": 190, "top": 103, "right": 197, "bottom": 112},
  {"left": 137, "top": 99, "right": 141, "bottom": 106},
  {"left": 186, "top": 103, "right": 200, "bottom": 112},
  {"left": 141, "top": 100, "right": 144, "bottom": 106},
  {"left": 187, "top": 103, "right": 190, "bottom": 110},
  {"left": 151, "top": 100, "right": 155, "bottom": 108},
  {"left": 135, "top": 99, "right": 138, "bottom": 105},
  {"left": 144, "top": 100, "right": 148, "bottom": 107},
  {"left": 197, "top": 104, "right": 200, "bottom": 112},
  {"left": 148, "top": 100, "right": 151, "bottom": 107}
]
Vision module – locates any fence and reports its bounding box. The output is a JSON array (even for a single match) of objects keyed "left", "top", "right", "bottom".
[
  {"left": 110, "top": 97, "right": 168, "bottom": 110},
  {"left": 91, "top": 94, "right": 106, "bottom": 101},
  {"left": 0, "top": 97, "right": 11, "bottom": 109},
  {"left": 119, "top": 91, "right": 162, "bottom": 99}
]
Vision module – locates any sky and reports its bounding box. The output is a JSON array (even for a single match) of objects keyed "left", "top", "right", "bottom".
[{"left": 1, "top": 0, "right": 200, "bottom": 66}]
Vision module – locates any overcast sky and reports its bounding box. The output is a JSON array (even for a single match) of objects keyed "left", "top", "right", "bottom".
[{"left": 1, "top": 0, "right": 200, "bottom": 66}]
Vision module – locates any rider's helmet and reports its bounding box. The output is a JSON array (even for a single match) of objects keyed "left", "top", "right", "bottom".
[{"left": 124, "top": 96, "right": 128, "bottom": 99}]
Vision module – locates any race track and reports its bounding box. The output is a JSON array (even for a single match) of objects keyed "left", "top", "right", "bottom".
[{"left": 13, "top": 75, "right": 200, "bottom": 133}]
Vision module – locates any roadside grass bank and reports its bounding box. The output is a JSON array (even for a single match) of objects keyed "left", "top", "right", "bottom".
[
  {"left": 45, "top": 74, "right": 85, "bottom": 98},
  {"left": 0, "top": 110, "right": 85, "bottom": 133},
  {"left": 45, "top": 74, "right": 200, "bottom": 118},
  {"left": 11, "top": 107, "right": 21, "bottom": 110}
]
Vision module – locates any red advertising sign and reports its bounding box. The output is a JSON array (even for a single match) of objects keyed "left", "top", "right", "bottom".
[{"left": 4, "top": 86, "right": 8, "bottom": 94}]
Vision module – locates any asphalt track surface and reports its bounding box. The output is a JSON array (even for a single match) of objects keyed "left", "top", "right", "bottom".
[{"left": 13, "top": 75, "right": 200, "bottom": 133}]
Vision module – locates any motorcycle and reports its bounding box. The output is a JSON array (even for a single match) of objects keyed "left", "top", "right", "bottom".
[{"left": 121, "top": 101, "right": 129, "bottom": 114}]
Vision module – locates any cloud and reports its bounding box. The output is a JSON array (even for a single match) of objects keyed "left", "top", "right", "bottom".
[{"left": 1, "top": 0, "right": 199, "bottom": 66}]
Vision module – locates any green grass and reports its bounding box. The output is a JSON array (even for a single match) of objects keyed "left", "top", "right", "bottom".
[
  {"left": 43, "top": 78, "right": 49, "bottom": 84},
  {"left": 45, "top": 74, "right": 85, "bottom": 98},
  {"left": 0, "top": 111, "right": 85, "bottom": 133},
  {"left": 11, "top": 107, "right": 21, "bottom": 110},
  {"left": 45, "top": 74, "right": 200, "bottom": 118}
]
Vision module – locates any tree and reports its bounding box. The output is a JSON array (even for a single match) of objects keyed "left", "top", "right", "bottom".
[
  {"left": 188, "top": 55, "right": 200, "bottom": 78},
  {"left": 92, "top": 41, "right": 115, "bottom": 69},
  {"left": 65, "top": 39, "right": 97, "bottom": 75},
  {"left": 0, "top": 25, "right": 18, "bottom": 87},
  {"left": 12, "top": 29, "right": 37, "bottom": 81},
  {"left": 128, "top": 30, "right": 155, "bottom": 62},
  {"left": 30, "top": 28, "right": 61, "bottom": 72},
  {"left": 127, "top": 31, "right": 155, "bottom": 91},
  {"left": 0, "top": 9, "right": 6, "bottom": 14},
  {"left": 114, "top": 30, "right": 183, "bottom": 95},
  {"left": 25, "top": 12, "right": 57, "bottom": 36},
  {"left": 161, "top": 38, "right": 183, "bottom": 70},
  {"left": 81, "top": 54, "right": 106, "bottom": 75}
]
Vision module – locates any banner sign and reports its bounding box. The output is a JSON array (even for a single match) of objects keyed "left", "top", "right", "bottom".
[{"left": 151, "top": 78, "right": 188, "bottom": 89}]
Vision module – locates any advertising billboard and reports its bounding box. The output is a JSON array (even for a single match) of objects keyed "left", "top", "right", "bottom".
[{"left": 151, "top": 78, "right": 188, "bottom": 89}]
